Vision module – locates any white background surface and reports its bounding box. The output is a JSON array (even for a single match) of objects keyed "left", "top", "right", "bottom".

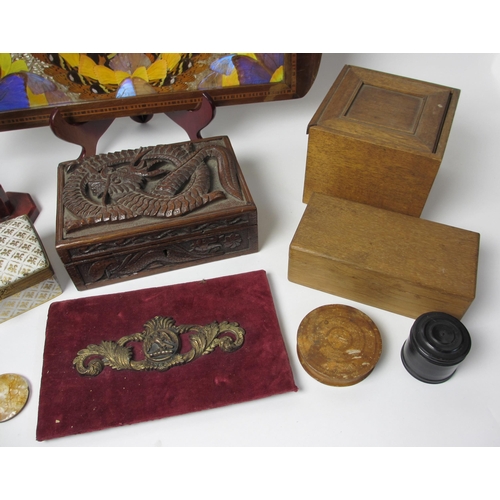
[{"left": 1, "top": 53, "right": 499, "bottom": 463}]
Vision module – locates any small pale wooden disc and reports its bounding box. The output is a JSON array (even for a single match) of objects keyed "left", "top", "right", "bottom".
[
  {"left": 297, "top": 305, "right": 382, "bottom": 386},
  {"left": 0, "top": 373, "right": 30, "bottom": 422}
]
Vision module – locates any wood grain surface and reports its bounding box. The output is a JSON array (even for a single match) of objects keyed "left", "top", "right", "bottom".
[
  {"left": 297, "top": 304, "right": 382, "bottom": 386},
  {"left": 303, "top": 65, "right": 460, "bottom": 217},
  {"left": 289, "top": 193, "right": 479, "bottom": 319}
]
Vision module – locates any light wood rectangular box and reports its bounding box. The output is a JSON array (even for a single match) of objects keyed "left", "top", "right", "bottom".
[
  {"left": 304, "top": 65, "right": 460, "bottom": 217},
  {"left": 288, "top": 193, "right": 479, "bottom": 319}
]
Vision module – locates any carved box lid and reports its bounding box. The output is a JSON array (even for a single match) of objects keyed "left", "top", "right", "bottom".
[{"left": 56, "top": 136, "right": 257, "bottom": 250}]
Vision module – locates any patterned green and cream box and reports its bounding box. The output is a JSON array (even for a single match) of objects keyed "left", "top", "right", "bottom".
[{"left": 0, "top": 215, "right": 61, "bottom": 323}]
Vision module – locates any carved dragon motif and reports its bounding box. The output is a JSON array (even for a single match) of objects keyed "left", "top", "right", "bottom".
[{"left": 62, "top": 142, "right": 243, "bottom": 233}]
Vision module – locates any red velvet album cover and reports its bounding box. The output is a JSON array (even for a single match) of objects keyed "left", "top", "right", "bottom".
[{"left": 36, "top": 270, "right": 297, "bottom": 441}]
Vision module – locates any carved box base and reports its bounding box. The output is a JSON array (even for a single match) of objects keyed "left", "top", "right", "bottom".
[{"left": 55, "top": 136, "right": 258, "bottom": 291}]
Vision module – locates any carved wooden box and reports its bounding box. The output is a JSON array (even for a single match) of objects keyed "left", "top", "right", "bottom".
[
  {"left": 304, "top": 65, "right": 460, "bottom": 217},
  {"left": 288, "top": 193, "right": 479, "bottom": 319},
  {"left": 55, "top": 136, "right": 257, "bottom": 291}
]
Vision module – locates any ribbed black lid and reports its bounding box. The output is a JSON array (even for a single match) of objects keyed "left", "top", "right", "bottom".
[{"left": 410, "top": 312, "right": 471, "bottom": 366}]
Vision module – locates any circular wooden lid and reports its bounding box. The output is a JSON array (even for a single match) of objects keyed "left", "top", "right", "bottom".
[{"left": 297, "top": 305, "right": 382, "bottom": 386}]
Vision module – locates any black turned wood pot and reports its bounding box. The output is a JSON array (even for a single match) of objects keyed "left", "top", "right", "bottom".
[{"left": 401, "top": 312, "right": 471, "bottom": 384}]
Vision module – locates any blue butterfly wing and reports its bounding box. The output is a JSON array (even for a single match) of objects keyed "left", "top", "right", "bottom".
[
  {"left": 0, "top": 74, "right": 30, "bottom": 112},
  {"left": 210, "top": 55, "right": 236, "bottom": 76},
  {"left": 24, "top": 72, "right": 58, "bottom": 94},
  {"left": 116, "top": 77, "right": 156, "bottom": 98},
  {"left": 232, "top": 56, "right": 272, "bottom": 85},
  {"left": 116, "top": 78, "right": 136, "bottom": 98},
  {"left": 255, "top": 53, "right": 284, "bottom": 72}
]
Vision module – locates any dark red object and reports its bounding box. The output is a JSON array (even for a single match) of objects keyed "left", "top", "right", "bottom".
[
  {"left": 49, "top": 92, "right": 216, "bottom": 165},
  {"left": 0, "top": 185, "right": 39, "bottom": 222},
  {"left": 36, "top": 270, "right": 297, "bottom": 441},
  {"left": 165, "top": 92, "right": 216, "bottom": 140},
  {"left": 49, "top": 109, "right": 114, "bottom": 165}
]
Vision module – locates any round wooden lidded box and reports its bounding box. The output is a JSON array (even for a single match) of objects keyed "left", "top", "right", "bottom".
[{"left": 297, "top": 304, "right": 382, "bottom": 386}]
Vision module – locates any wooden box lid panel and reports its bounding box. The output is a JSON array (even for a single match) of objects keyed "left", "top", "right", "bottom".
[
  {"left": 308, "top": 65, "right": 460, "bottom": 157},
  {"left": 289, "top": 193, "right": 479, "bottom": 319}
]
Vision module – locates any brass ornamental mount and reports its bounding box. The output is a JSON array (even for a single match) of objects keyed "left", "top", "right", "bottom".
[{"left": 73, "top": 315, "right": 245, "bottom": 376}]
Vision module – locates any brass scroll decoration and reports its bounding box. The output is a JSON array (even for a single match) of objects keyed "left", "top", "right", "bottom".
[{"left": 73, "top": 316, "right": 245, "bottom": 376}]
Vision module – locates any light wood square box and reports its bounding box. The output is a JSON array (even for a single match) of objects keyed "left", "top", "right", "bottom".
[
  {"left": 288, "top": 193, "right": 479, "bottom": 319},
  {"left": 304, "top": 65, "right": 460, "bottom": 217}
]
